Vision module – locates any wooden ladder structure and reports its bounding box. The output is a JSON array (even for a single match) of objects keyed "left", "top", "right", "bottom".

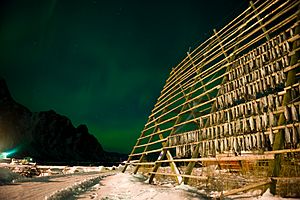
[{"left": 123, "top": 0, "right": 300, "bottom": 195}]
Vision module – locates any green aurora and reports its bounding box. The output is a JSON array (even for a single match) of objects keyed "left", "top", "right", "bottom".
[{"left": 0, "top": 0, "right": 247, "bottom": 153}]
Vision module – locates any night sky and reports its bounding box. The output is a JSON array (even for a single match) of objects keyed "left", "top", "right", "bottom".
[{"left": 0, "top": 0, "right": 248, "bottom": 153}]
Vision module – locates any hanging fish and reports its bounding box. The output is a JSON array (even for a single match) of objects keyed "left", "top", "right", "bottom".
[
  {"left": 269, "top": 110, "right": 276, "bottom": 127},
  {"left": 262, "top": 112, "right": 268, "bottom": 129},
  {"left": 236, "top": 118, "right": 241, "bottom": 133},
  {"left": 248, "top": 135, "right": 253, "bottom": 149},
  {"left": 213, "top": 112, "right": 217, "bottom": 125},
  {"left": 257, "top": 132, "right": 262, "bottom": 148},
  {"left": 256, "top": 115, "right": 262, "bottom": 131},
  {"left": 289, "top": 28, "right": 294, "bottom": 37},
  {"left": 220, "top": 139, "right": 224, "bottom": 152},
  {"left": 227, "top": 109, "right": 231, "bottom": 123},
  {"left": 275, "top": 73, "right": 280, "bottom": 85},
  {"left": 268, "top": 95, "right": 274, "bottom": 110},
  {"left": 272, "top": 48, "right": 278, "bottom": 60},
  {"left": 229, "top": 122, "right": 232, "bottom": 135},
  {"left": 279, "top": 95, "right": 283, "bottom": 105},
  {"left": 269, "top": 127, "right": 274, "bottom": 146},
  {"left": 285, "top": 41, "right": 290, "bottom": 52},
  {"left": 261, "top": 132, "right": 266, "bottom": 148},
  {"left": 263, "top": 96, "right": 268, "bottom": 109},
  {"left": 252, "top": 134, "right": 257, "bottom": 148},
  {"left": 275, "top": 61, "right": 281, "bottom": 71},
  {"left": 238, "top": 104, "right": 243, "bottom": 116},
  {"left": 241, "top": 116, "right": 245, "bottom": 133},
  {"left": 245, "top": 135, "right": 249, "bottom": 150},
  {"left": 214, "top": 139, "right": 218, "bottom": 152},
  {"left": 284, "top": 106, "right": 291, "bottom": 122},
  {"left": 199, "top": 117, "right": 204, "bottom": 128},
  {"left": 284, "top": 55, "right": 289, "bottom": 67},
  {"left": 292, "top": 125, "right": 298, "bottom": 147},
  {"left": 176, "top": 146, "right": 180, "bottom": 157},
  {"left": 270, "top": 75, "right": 275, "bottom": 89},
  {"left": 224, "top": 137, "right": 228, "bottom": 151},
  {"left": 234, "top": 137, "right": 238, "bottom": 152},
  {"left": 210, "top": 113, "right": 213, "bottom": 126},
  {"left": 291, "top": 104, "right": 299, "bottom": 121},
  {"left": 237, "top": 136, "right": 242, "bottom": 148},
  {"left": 235, "top": 106, "right": 239, "bottom": 118},
  {"left": 250, "top": 116, "right": 255, "bottom": 131},
  {"left": 275, "top": 95, "right": 280, "bottom": 108},
  {"left": 285, "top": 126, "right": 291, "bottom": 144}
]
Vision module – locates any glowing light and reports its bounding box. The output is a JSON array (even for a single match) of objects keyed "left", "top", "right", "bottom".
[
  {"left": 0, "top": 148, "right": 18, "bottom": 159},
  {"left": 1, "top": 152, "right": 9, "bottom": 159}
]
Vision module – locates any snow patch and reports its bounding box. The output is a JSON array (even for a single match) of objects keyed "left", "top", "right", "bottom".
[{"left": 0, "top": 168, "right": 21, "bottom": 184}]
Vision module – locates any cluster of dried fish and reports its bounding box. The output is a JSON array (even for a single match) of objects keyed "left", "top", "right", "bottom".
[
  {"left": 171, "top": 28, "right": 300, "bottom": 158},
  {"left": 169, "top": 130, "right": 200, "bottom": 146}
]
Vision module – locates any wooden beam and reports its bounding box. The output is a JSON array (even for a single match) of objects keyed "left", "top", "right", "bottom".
[
  {"left": 250, "top": 0, "right": 271, "bottom": 41},
  {"left": 158, "top": 134, "right": 182, "bottom": 184},
  {"left": 220, "top": 180, "right": 272, "bottom": 197}
]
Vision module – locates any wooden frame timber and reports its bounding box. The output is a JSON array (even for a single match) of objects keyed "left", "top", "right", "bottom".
[{"left": 123, "top": 0, "right": 300, "bottom": 195}]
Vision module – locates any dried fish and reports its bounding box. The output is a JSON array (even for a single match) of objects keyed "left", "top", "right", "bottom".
[
  {"left": 275, "top": 45, "right": 281, "bottom": 57},
  {"left": 291, "top": 104, "right": 299, "bottom": 121},
  {"left": 257, "top": 132, "right": 262, "bottom": 148},
  {"left": 220, "top": 139, "right": 224, "bottom": 152},
  {"left": 284, "top": 55, "right": 289, "bottom": 67},
  {"left": 263, "top": 96, "right": 268, "bottom": 109},
  {"left": 252, "top": 134, "right": 257, "bottom": 148},
  {"left": 256, "top": 115, "right": 262, "bottom": 131},
  {"left": 268, "top": 95, "right": 274, "bottom": 110},
  {"left": 271, "top": 47, "right": 277, "bottom": 59},
  {"left": 199, "top": 117, "right": 204, "bottom": 128},
  {"left": 284, "top": 106, "right": 291, "bottom": 122},
  {"left": 284, "top": 41, "right": 290, "bottom": 52},
  {"left": 234, "top": 137, "right": 238, "bottom": 152},
  {"left": 275, "top": 61, "right": 281, "bottom": 71},
  {"left": 292, "top": 125, "right": 298, "bottom": 147},
  {"left": 261, "top": 132, "right": 266, "bottom": 148},
  {"left": 269, "top": 127, "right": 274, "bottom": 145},
  {"left": 229, "top": 122, "right": 232, "bottom": 136},
  {"left": 248, "top": 135, "right": 253, "bottom": 149},
  {"left": 236, "top": 118, "right": 241, "bottom": 133},
  {"left": 275, "top": 95, "right": 281, "bottom": 108},
  {"left": 262, "top": 112, "right": 268, "bottom": 129},
  {"left": 285, "top": 126, "right": 291, "bottom": 143},
  {"left": 224, "top": 137, "right": 228, "bottom": 151},
  {"left": 270, "top": 75, "right": 275, "bottom": 89},
  {"left": 249, "top": 116, "right": 255, "bottom": 131}
]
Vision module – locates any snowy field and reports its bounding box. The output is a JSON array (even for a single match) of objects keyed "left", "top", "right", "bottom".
[{"left": 0, "top": 163, "right": 298, "bottom": 200}]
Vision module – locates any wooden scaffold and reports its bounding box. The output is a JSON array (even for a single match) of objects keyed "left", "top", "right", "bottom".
[{"left": 123, "top": 0, "right": 300, "bottom": 196}]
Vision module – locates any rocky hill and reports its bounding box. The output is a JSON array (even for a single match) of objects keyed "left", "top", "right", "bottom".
[{"left": 0, "top": 78, "right": 125, "bottom": 164}]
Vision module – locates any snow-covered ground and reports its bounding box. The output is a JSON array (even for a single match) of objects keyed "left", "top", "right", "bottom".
[{"left": 0, "top": 164, "right": 298, "bottom": 200}]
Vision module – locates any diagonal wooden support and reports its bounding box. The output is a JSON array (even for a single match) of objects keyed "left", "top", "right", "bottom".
[
  {"left": 158, "top": 133, "right": 182, "bottom": 184},
  {"left": 187, "top": 52, "right": 211, "bottom": 101},
  {"left": 148, "top": 41, "right": 214, "bottom": 184},
  {"left": 250, "top": 0, "right": 271, "bottom": 41},
  {"left": 213, "top": 29, "right": 230, "bottom": 63},
  {"left": 270, "top": 9, "right": 300, "bottom": 194},
  {"left": 182, "top": 13, "right": 251, "bottom": 183}
]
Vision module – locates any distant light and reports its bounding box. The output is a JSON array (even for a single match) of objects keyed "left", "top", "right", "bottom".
[
  {"left": 0, "top": 148, "right": 18, "bottom": 159},
  {"left": 2, "top": 152, "right": 9, "bottom": 159}
]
